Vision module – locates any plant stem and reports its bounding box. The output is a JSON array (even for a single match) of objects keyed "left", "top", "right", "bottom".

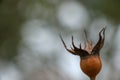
[{"left": 90, "top": 77, "right": 95, "bottom": 80}]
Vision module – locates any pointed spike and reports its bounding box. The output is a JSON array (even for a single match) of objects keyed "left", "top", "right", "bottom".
[
  {"left": 66, "top": 49, "right": 75, "bottom": 54},
  {"left": 59, "top": 34, "right": 68, "bottom": 50},
  {"left": 84, "top": 30, "right": 91, "bottom": 44},
  {"left": 92, "top": 27, "right": 106, "bottom": 55},
  {"left": 99, "top": 28, "right": 104, "bottom": 34},
  {"left": 79, "top": 43, "right": 82, "bottom": 49},
  {"left": 71, "top": 35, "right": 78, "bottom": 49},
  {"left": 103, "top": 27, "right": 106, "bottom": 39},
  {"left": 99, "top": 27, "right": 106, "bottom": 37},
  {"left": 98, "top": 27, "right": 106, "bottom": 43},
  {"left": 67, "top": 47, "right": 78, "bottom": 55},
  {"left": 59, "top": 34, "right": 78, "bottom": 55},
  {"left": 84, "top": 29, "right": 88, "bottom": 42}
]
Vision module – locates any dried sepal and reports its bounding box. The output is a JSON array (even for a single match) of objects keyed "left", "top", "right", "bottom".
[
  {"left": 60, "top": 34, "right": 89, "bottom": 57},
  {"left": 92, "top": 28, "right": 106, "bottom": 55},
  {"left": 59, "top": 34, "right": 77, "bottom": 55},
  {"left": 60, "top": 28, "right": 106, "bottom": 58}
]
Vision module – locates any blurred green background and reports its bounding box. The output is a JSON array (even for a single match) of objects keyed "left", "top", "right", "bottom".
[{"left": 0, "top": 0, "right": 120, "bottom": 80}]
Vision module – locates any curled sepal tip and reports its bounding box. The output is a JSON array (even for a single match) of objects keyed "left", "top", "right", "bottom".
[
  {"left": 92, "top": 27, "right": 106, "bottom": 55},
  {"left": 60, "top": 27, "right": 106, "bottom": 58}
]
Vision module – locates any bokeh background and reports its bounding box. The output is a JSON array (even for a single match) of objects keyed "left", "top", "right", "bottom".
[{"left": 0, "top": 0, "right": 120, "bottom": 80}]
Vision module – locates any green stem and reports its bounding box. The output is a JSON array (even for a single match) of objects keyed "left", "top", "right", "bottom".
[{"left": 90, "top": 77, "right": 96, "bottom": 80}]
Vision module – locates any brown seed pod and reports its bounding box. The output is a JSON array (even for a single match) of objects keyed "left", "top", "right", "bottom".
[{"left": 60, "top": 28, "right": 106, "bottom": 80}]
